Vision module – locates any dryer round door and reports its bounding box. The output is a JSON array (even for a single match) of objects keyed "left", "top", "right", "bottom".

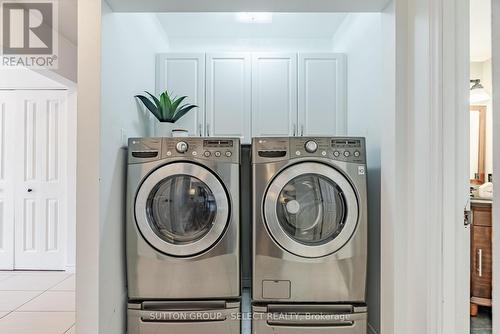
[
  {"left": 264, "top": 162, "right": 359, "bottom": 258},
  {"left": 135, "top": 162, "right": 230, "bottom": 257}
]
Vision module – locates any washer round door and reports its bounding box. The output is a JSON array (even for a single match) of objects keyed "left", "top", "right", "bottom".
[
  {"left": 135, "top": 162, "right": 230, "bottom": 257},
  {"left": 264, "top": 162, "right": 359, "bottom": 258}
]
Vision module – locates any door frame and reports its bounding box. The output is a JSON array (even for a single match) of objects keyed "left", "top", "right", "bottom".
[
  {"left": 491, "top": 1, "right": 500, "bottom": 332},
  {"left": 380, "top": 0, "right": 470, "bottom": 334},
  {"left": 0, "top": 88, "right": 75, "bottom": 271},
  {"left": 78, "top": 1, "right": 472, "bottom": 334}
]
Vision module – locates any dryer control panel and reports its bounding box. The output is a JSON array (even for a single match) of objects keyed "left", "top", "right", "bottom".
[
  {"left": 162, "top": 138, "right": 240, "bottom": 163},
  {"left": 252, "top": 137, "right": 366, "bottom": 164},
  {"left": 128, "top": 137, "right": 240, "bottom": 164}
]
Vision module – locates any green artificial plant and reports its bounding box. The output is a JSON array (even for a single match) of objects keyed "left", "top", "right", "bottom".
[{"left": 135, "top": 90, "right": 198, "bottom": 123}]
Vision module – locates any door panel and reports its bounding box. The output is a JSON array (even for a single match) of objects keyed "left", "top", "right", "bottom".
[
  {"left": 15, "top": 91, "right": 67, "bottom": 270},
  {"left": 156, "top": 53, "right": 205, "bottom": 136},
  {"left": 252, "top": 53, "right": 298, "bottom": 137},
  {"left": 206, "top": 53, "right": 251, "bottom": 143},
  {"left": 298, "top": 53, "right": 347, "bottom": 136},
  {"left": 0, "top": 92, "right": 16, "bottom": 270}
]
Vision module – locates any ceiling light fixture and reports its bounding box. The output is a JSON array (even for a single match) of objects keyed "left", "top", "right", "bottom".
[
  {"left": 470, "top": 79, "right": 490, "bottom": 104},
  {"left": 236, "top": 12, "right": 273, "bottom": 24}
]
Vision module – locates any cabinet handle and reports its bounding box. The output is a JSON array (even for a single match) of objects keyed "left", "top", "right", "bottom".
[
  {"left": 300, "top": 125, "right": 304, "bottom": 136},
  {"left": 206, "top": 123, "right": 210, "bottom": 137},
  {"left": 199, "top": 124, "right": 202, "bottom": 137},
  {"left": 292, "top": 124, "right": 297, "bottom": 136},
  {"left": 478, "top": 249, "right": 483, "bottom": 277}
]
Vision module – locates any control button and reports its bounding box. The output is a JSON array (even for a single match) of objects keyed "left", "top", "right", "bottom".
[
  {"left": 304, "top": 140, "right": 318, "bottom": 153},
  {"left": 354, "top": 151, "right": 361, "bottom": 157},
  {"left": 203, "top": 151, "right": 211, "bottom": 157},
  {"left": 225, "top": 151, "right": 232, "bottom": 157},
  {"left": 344, "top": 151, "right": 351, "bottom": 157},
  {"left": 166, "top": 151, "right": 172, "bottom": 156},
  {"left": 214, "top": 151, "right": 221, "bottom": 157},
  {"left": 321, "top": 151, "right": 327, "bottom": 156},
  {"left": 175, "top": 141, "right": 189, "bottom": 153},
  {"left": 333, "top": 151, "right": 340, "bottom": 157},
  {"left": 295, "top": 151, "right": 301, "bottom": 156},
  {"left": 192, "top": 151, "right": 197, "bottom": 156}
]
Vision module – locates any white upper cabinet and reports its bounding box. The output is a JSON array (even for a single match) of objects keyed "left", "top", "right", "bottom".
[
  {"left": 251, "top": 53, "right": 298, "bottom": 137},
  {"left": 156, "top": 53, "right": 205, "bottom": 136},
  {"left": 298, "top": 53, "right": 347, "bottom": 136},
  {"left": 206, "top": 53, "right": 252, "bottom": 143}
]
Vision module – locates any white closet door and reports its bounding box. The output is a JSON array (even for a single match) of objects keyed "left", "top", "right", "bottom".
[
  {"left": 251, "top": 53, "right": 298, "bottom": 137},
  {"left": 14, "top": 91, "right": 67, "bottom": 270},
  {"left": 0, "top": 92, "right": 16, "bottom": 270},
  {"left": 298, "top": 53, "right": 347, "bottom": 136},
  {"left": 156, "top": 53, "right": 205, "bottom": 136},
  {"left": 206, "top": 53, "right": 251, "bottom": 143}
]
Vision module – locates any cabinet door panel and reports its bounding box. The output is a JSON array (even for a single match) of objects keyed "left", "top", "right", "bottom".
[
  {"left": 156, "top": 53, "right": 205, "bottom": 136},
  {"left": 206, "top": 53, "right": 251, "bottom": 143},
  {"left": 471, "top": 225, "right": 492, "bottom": 299},
  {"left": 298, "top": 53, "right": 346, "bottom": 136},
  {"left": 252, "top": 53, "right": 298, "bottom": 137}
]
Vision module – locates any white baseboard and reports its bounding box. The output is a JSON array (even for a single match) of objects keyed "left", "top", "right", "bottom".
[{"left": 368, "top": 323, "right": 378, "bottom": 334}]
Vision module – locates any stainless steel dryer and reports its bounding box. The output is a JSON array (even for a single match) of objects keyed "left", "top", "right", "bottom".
[
  {"left": 252, "top": 137, "right": 368, "bottom": 333},
  {"left": 127, "top": 137, "right": 240, "bottom": 334}
]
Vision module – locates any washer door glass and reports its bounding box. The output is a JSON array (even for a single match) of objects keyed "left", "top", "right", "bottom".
[
  {"left": 147, "top": 175, "right": 217, "bottom": 245},
  {"left": 264, "top": 162, "right": 359, "bottom": 258},
  {"left": 276, "top": 174, "right": 346, "bottom": 245},
  {"left": 135, "top": 162, "right": 229, "bottom": 257}
]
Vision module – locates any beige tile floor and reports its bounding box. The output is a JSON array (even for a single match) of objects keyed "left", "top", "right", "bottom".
[{"left": 0, "top": 271, "right": 75, "bottom": 334}]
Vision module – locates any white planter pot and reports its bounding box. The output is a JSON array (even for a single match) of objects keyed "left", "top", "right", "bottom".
[
  {"left": 154, "top": 121, "right": 174, "bottom": 137},
  {"left": 171, "top": 129, "right": 189, "bottom": 137}
]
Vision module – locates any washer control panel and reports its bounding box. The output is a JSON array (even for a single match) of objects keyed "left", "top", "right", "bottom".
[
  {"left": 253, "top": 137, "right": 366, "bottom": 164},
  {"left": 162, "top": 137, "right": 240, "bottom": 163}
]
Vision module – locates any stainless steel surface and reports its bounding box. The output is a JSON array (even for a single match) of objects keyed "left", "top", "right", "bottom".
[
  {"left": 252, "top": 137, "right": 367, "bottom": 303},
  {"left": 127, "top": 137, "right": 240, "bottom": 300},
  {"left": 252, "top": 304, "right": 367, "bottom": 334},
  {"left": 128, "top": 301, "right": 240, "bottom": 334}
]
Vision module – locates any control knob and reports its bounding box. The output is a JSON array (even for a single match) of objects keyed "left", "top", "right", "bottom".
[
  {"left": 304, "top": 140, "right": 318, "bottom": 153},
  {"left": 175, "top": 141, "right": 189, "bottom": 153}
]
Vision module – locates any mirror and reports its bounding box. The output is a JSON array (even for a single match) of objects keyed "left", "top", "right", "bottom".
[{"left": 470, "top": 105, "right": 486, "bottom": 184}]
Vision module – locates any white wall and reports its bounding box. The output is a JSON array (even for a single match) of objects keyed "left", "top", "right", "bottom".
[
  {"left": 470, "top": 60, "right": 493, "bottom": 176},
  {"left": 167, "top": 37, "right": 335, "bottom": 52},
  {"left": 332, "top": 13, "right": 382, "bottom": 334},
  {"left": 100, "top": 2, "right": 169, "bottom": 333}
]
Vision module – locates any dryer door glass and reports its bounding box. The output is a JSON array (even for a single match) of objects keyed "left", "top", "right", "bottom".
[
  {"left": 264, "top": 162, "right": 359, "bottom": 258},
  {"left": 276, "top": 174, "right": 346, "bottom": 245},
  {"left": 147, "top": 175, "right": 217, "bottom": 245},
  {"left": 135, "top": 162, "right": 230, "bottom": 257}
]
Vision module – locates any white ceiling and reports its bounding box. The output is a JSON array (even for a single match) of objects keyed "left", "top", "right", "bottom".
[
  {"left": 105, "top": 0, "right": 391, "bottom": 12},
  {"left": 470, "top": 0, "right": 491, "bottom": 62},
  {"left": 156, "top": 13, "right": 348, "bottom": 39}
]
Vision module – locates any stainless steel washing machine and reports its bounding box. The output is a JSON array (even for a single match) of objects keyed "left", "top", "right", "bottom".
[
  {"left": 127, "top": 137, "right": 240, "bottom": 334},
  {"left": 252, "top": 137, "right": 367, "bottom": 333}
]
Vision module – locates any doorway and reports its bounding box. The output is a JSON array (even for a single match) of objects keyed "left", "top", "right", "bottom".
[{"left": 469, "top": 0, "right": 493, "bottom": 332}]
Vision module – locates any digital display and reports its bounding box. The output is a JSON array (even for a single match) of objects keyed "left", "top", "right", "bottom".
[{"left": 203, "top": 140, "right": 234, "bottom": 148}]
